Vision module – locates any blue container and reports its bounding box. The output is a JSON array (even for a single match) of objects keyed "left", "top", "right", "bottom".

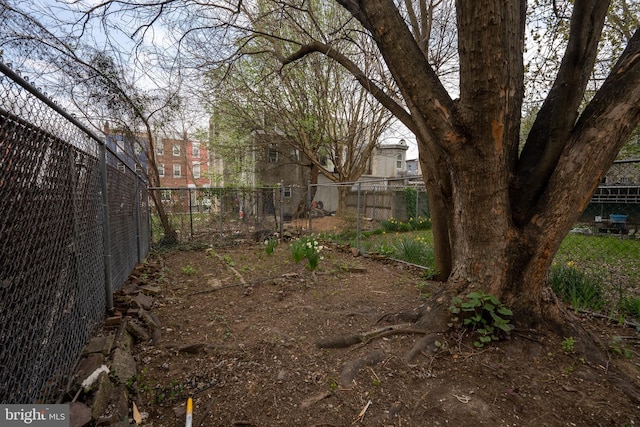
[{"left": 609, "top": 214, "right": 628, "bottom": 223}]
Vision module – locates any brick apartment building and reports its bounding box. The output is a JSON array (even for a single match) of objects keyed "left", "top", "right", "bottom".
[
  {"left": 103, "top": 123, "right": 210, "bottom": 187},
  {"left": 154, "top": 133, "right": 210, "bottom": 188}
]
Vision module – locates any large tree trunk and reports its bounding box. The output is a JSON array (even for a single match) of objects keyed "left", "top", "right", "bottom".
[
  {"left": 418, "top": 143, "right": 452, "bottom": 281},
  {"left": 335, "top": 0, "right": 640, "bottom": 328},
  {"left": 145, "top": 127, "right": 177, "bottom": 244}
]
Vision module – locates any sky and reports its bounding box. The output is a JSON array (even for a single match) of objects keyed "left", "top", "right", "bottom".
[{"left": 8, "top": 0, "right": 419, "bottom": 156}]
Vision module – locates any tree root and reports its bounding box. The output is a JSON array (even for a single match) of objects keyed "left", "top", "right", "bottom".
[
  {"left": 316, "top": 323, "right": 421, "bottom": 349},
  {"left": 405, "top": 333, "right": 442, "bottom": 363},
  {"left": 339, "top": 351, "right": 386, "bottom": 386},
  {"left": 317, "top": 290, "right": 640, "bottom": 407}
]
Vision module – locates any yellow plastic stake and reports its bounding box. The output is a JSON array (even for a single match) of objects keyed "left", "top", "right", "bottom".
[{"left": 185, "top": 397, "right": 193, "bottom": 427}]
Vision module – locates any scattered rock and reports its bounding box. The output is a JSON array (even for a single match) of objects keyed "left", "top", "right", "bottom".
[
  {"left": 110, "top": 348, "right": 137, "bottom": 385},
  {"left": 126, "top": 320, "right": 151, "bottom": 343},
  {"left": 74, "top": 353, "right": 105, "bottom": 386},
  {"left": 139, "top": 285, "right": 160, "bottom": 295},
  {"left": 83, "top": 335, "right": 115, "bottom": 356},
  {"left": 133, "top": 293, "right": 154, "bottom": 310},
  {"left": 69, "top": 402, "right": 92, "bottom": 427}
]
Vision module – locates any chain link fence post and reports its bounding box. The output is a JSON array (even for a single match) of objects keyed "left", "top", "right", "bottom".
[
  {"left": 100, "top": 141, "right": 114, "bottom": 312},
  {"left": 307, "top": 180, "right": 312, "bottom": 234}
]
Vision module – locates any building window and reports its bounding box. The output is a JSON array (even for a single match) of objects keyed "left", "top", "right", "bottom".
[
  {"left": 117, "top": 162, "right": 125, "bottom": 173},
  {"left": 290, "top": 147, "right": 300, "bottom": 161},
  {"left": 158, "top": 163, "right": 165, "bottom": 177},
  {"left": 268, "top": 144, "right": 278, "bottom": 163},
  {"left": 192, "top": 143, "right": 200, "bottom": 158},
  {"left": 156, "top": 139, "right": 164, "bottom": 155},
  {"left": 173, "top": 164, "right": 181, "bottom": 177},
  {"left": 396, "top": 154, "right": 403, "bottom": 169},
  {"left": 284, "top": 186, "right": 292, "bottom": 198},
  {"left": 173, "top": 144, "right": 181, "bottom": 156},
  {"left": 161, "top": 190, "right": 172, "bottom": 201},
  {"left": 116, "top": 144, "right": 124, "bottom": 155},
  {"left": 193, "top": 163, "right": 201, "bottom": 179}
]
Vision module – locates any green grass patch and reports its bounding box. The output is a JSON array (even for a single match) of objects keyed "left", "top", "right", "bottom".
[{"left": 550, "top": 262, "right": 605, "bottom": 312}]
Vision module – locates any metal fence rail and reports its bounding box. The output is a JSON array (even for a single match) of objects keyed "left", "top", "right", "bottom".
[
  {"left": 149, "top": 185, "right": 303, "bottom": 243},
  {"left": 307, "top": 166, "right": 640, "bottom": 306},
  {"left": 147, "top": 166, "right": 638, "bottom": 320},
  {"left": 0, "top": 62, "right": 150, "bottom": 403}
]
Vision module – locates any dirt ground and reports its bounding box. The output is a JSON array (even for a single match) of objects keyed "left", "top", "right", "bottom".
[{"left": 123, "top": 236, "right": 640, "bottom": 427}]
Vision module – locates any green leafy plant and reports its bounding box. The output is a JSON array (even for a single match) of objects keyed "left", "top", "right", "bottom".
[
  {"left": 609, "top": 336, "right": 633, "bottom": 359},
  {"left": 448, "top": 291, "right": 514, "bottom": 348},
  {"left": 264, "top": 237, "right": 278, "bottom": 255},
  {"left": 374, "top": 241, "right": 396, "bottom": 257},
  {"left": 404, "top": 187, "right": 417, "bottom": 219},
  {"left": 561, "top": 336, "right": 575, "bottom": 353},
  {"left": 381, "top": 217, "right": 412, "bottom": 233},
  {"left": 408, "top": 216, "right": 431, "bottom": 231},
  {"left": 290, "top": 236, "right": 324, "bottom": 270},
  {"left": 181, "top": 265, "right": 197, "bottom": 276},
  {"left": 380, "top": 216, "right": 431, "bottom": 233},
  {"left": 126, "top": 369, "right": 152, "bottom": 395},
  {"left": 155, "top": 378, "right": 184, "bottom": 403},
  {"left": 416, "top": 281, "right": 431, "bottom": 300}
]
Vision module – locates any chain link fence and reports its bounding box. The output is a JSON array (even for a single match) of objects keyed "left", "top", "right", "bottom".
[
  {"left": 308, "top": 168, "right": 640, "bottom": 315},
  {"left": 0, "top": 62, "right": 150, "bottom": 403},
  {"left": 150, "top": 184, "right": 308, "bottom": 244}
]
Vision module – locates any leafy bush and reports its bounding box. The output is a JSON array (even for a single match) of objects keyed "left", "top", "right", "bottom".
[
  {"left": 381, "top": 218, "right": 412, "bottom": 232},
  {"left": 381, "top": 216, "right": 431, "bottom": 233}
]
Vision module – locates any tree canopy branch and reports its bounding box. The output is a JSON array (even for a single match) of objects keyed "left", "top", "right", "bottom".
[
  {"left": 280, "top": 41, "right": 418, "bottom": 136},
  {"left": 513, "top": 0, "right": 611, "bottom": 224}
]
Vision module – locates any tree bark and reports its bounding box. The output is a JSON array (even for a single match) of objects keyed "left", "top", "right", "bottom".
[{"left": 332, "top": 1, "right": 640, "bottom": 327}]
